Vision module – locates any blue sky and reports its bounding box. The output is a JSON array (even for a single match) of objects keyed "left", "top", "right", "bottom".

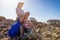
[{"left": 0, "top": 0, "right": 60, "bottom": 22}]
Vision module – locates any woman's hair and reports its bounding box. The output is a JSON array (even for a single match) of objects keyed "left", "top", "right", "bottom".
[{"left": 17, "top": 2, "right": 24, "bottom": 7}]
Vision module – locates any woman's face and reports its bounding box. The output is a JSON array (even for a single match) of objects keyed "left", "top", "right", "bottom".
[{"left": 19, "top": 4, "right": 24, "bottom": 8}]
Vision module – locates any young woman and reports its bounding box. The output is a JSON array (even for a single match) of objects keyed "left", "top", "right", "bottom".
[
  {"left": 8, "top": 17, "right": 24, "bottom": 40},
  {"left": 16, "top": 2, "right": 30, "bottom": 22},
  {"left": 8, "top": 2, "right": 30, "bottom": 40}
]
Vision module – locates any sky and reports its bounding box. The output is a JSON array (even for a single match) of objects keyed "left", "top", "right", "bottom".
[{"left": 0, "top": 0, "right": 60, "bottom": 22}]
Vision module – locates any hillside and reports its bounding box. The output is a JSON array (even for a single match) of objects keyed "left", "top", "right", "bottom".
[{"left": 0, "top": 16, "right": 60, "bottom": 40}]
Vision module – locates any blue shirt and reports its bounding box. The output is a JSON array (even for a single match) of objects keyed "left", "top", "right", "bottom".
[{"left": 8, "top": 20, "right": 21, "bottom": 37}]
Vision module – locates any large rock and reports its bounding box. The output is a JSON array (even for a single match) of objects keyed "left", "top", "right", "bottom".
[
  {"left": 1, "top": 19, "right": 14, "bottom": 25},
  {"left": 0, "top": 16, "right": 6, "bottom": 21},
  {"left": 47, "top": 20, "right": 60, "bottom": 27}
]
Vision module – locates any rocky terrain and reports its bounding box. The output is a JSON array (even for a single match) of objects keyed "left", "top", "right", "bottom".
[{"left": 0, "top": 16, "right": 60, "bottom": 40}]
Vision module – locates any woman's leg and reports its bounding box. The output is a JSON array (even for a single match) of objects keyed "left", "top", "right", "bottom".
[
  {"left": 19, "top": 12, "right": 30, "bottom": 23},
  {"left": 19, "top": 15, "right": 25, "bottom": 23},
  {"left": 24, "top": 12, "right": 30, "bottom": 21}
]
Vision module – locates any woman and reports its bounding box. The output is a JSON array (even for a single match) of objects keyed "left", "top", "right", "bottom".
[
  {"left": 8, "top": 17, "right": 24, "bottom": 40},
  {"left": 16, "top": 2, "right": 30, "bottom": 22}
]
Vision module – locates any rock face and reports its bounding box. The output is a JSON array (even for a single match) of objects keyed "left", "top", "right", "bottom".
[
  {"left": 0, "top": 16, "right": 60, "bottom": 40},
  {"left": 0, "top": 16, "right": 14, "bottom": 40},
  {"left": 0, "top": 16, "right": 6, "bottom": 20},
  {"left": 47, "top": 20, "right": 60, "bottom": 27}
]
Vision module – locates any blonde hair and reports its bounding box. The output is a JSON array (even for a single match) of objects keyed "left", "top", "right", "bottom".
[{"left": 17, "top": 2, "right": 24, "bottom": 7}]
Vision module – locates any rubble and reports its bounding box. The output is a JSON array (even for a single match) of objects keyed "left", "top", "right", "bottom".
[{"left": 0, "top": 16, "right": 60, "bottom": 40}]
